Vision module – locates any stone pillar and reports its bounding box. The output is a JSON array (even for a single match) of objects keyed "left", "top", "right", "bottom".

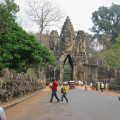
[
  {"left": 88, "top": 66, "right": 91, "bottom": 81},
  {"left": 81, "top": 72, "right": 84, "bottom": 82},
  {"left": 95, "top": 66, "right": 98, "bottom": 81},
  {"left": 60, "top": 63, "right": 64, "bottom": 82},
  {"left": 73, "top": 64, "right": 76, "bottom": 81},
  {"left": 84, "top": 65, "right": 88, "bottom": 82}
]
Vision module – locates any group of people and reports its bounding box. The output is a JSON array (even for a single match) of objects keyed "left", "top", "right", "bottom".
[
  {"left": 90, "top": 82, "right": 109, "bottom": 92},
  {"left": 49, "top": 79, "right": 68, "bottom": 103},
  {"left": 75, "top": 81, "right": 83, "bottom": 86},
  {"left": 80, "top": 81, "right": 109, "bottom": 92}
]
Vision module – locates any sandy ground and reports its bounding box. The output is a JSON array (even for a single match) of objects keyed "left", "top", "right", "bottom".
[
  {"left": 5, "top": 85, "right": 120, "bottom": 120},
  {"left": 5, "top": 87, "right": 50, "bottom": 119}
]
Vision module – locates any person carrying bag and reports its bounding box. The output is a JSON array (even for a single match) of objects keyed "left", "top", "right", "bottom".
[{"left": 61, "top": 82, "right": 68, "bottom": 103}]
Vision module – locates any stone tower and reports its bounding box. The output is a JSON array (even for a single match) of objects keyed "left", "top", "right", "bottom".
[
  {"left": 49, "top": 30, "right": 59, "bottom": 54},
  {"left": 60, "top": 16, "right": 75, "bottom": 55},
  {"left": 75, "top": 30, "right": 87, "bottom": 63}
]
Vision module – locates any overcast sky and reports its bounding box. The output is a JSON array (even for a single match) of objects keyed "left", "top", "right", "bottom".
[{"left": 14, "top": 0, "right": 120, "bottom": 35}]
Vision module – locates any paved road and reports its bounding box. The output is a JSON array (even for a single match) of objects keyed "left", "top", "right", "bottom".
[{"left": 6, "top": 87, "right": 120, "bottom": 120}]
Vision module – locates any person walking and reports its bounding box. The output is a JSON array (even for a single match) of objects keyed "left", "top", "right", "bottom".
[
  {"left": 85, "top": 81, "right": 87, "bottom": 91},
  {"left": 97, "top": 83, "right": 100, "bottom": 92},
  {"left": 0, "top": 106, "right": 6, "bottom": 120},
  {"left": 61, "top": 83, "right": 68, "bottom": 103},
  {"left": 50, "top": 79, "right": 60, "bottom": 103},
  {"left": 90, "top": 82, "right": 92, "bottom": 90},
  {"left": 101, "top": 82, "right": 104, "bottom": 92},
  {"left": 81, "top": 82, "right": 83, "bottom": 86},
  {"left": 105, "top": 83, "right": 109, "bottom": 92}
]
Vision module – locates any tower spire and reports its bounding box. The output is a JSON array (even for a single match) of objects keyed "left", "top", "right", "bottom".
[{"left": 60, "top": 16, "right": 75, "bottom": 54}]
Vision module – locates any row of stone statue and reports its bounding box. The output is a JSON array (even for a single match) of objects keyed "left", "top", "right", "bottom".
[{"left": 0, "top": 69, "right": 46, "bottom": 103}]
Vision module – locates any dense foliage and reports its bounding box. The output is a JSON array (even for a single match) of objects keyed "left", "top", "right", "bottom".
[
  {"left": 0, "top": 22, "right": 56, "bottom": 72},
  {"left": 0, "top": 0, "right": 56, "bottom": 73},
  {"left": 95, "top": 34, "right": 120, "bottom": 67},
  {"left": 91, "top": 4, "right": 120, "bottom": 44},
  {"left": 64, "top": 64, "right": 72, "bottom": 73}
]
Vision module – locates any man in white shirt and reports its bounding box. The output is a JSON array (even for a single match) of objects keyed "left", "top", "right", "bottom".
[
  {"left": 101, "top": 82, "right": 104, "bottom": 92},
  {"left": 0, "top": 107, "right": 6, "bottom": 120},
  {"left": 90, "top": 83, "right": 92, "bottom": 88}
]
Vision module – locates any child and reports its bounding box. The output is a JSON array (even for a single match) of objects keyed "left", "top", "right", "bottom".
[{"left": 61, "top": 83, "right": 68, "bottom": 103}]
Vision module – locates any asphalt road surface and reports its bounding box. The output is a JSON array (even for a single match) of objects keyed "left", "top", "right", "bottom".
[{"left": 6, "top": 87, "right": 120, "bottom": 120}]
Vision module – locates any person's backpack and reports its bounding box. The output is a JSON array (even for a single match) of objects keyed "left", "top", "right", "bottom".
[{"left": 61, "top": 88, "right": 63, "bottom": 93}]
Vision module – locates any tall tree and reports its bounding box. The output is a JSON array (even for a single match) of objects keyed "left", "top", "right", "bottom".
[
  {"left": 0, "top": 0, "right": 19, "bottom": 35},
  {"left": 96, "top": 34, "right": 112, "bottom": 50},
  {"left": 95, "top": 34, "right": 120, "bottom": 67},
  {"left": 91, "top": 4, "right": 120, "bottom": 44},
  {"left": 25, "top": 0, "right": 64, "bottom": 42}
]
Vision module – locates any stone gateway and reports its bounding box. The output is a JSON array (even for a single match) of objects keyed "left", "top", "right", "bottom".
[
  {"left": 48, "top": 16, "right": 120, "bottom": 88},
  {"left": 49, "top": 16, "right": 87, "bottom": 82}
]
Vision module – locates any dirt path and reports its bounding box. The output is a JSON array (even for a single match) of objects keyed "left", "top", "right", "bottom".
[
  {"left": 3, "top": 85, "right": 120, "bottom": 119},
  {"left": 5, "top": 87, "right": 50, "bottom": 120},
  {"left": 5, "top": 86, "right": 120, "bottom": 120}
]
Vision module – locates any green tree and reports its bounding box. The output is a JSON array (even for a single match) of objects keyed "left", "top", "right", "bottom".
[
  {"left": 0, "top": 22, "right": 56, "bottom": 73},
  {"left": 95, "top": 34, "right": 120, "bottom": 67},
  {"left": 0, "top": 0, "right": 19, "bottom": 35},
  {"left": 91, "top": 4, "right": 120, "bottom": 44},
  {"left": 95, "top": 34, "right": 111, "bottom": 50}
]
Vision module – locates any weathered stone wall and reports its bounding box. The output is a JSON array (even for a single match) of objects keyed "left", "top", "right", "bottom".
[
  {"left": 107, "top": 68, "right": 120, "bottom": 90},
  {"left": 0, "top": 69, "right": 46, "bottom": 103},
  {"left": 86, "top": 58, "right": 120, "bottom": 89}
]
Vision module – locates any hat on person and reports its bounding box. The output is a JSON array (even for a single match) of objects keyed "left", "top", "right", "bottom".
[{"left": 63, "top": 82, "right": 66, "bottom": 85}]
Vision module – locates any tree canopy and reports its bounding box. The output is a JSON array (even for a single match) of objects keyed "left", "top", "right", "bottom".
[
  {"left": 0, "top": 0, "right": 19, "bottom": 35},
  {"left": 91, "top": 4, "right": 120, "bottom": 44},
  {"left": 95, "top": 34, "right": 120, "bottom": 67},
  {"left": 0, "top": 22, "right": 56, "bottom": 73}
]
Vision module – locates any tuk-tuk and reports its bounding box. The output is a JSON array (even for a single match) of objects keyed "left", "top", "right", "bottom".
[{"left": 69, "top": 81, "right": 75, "bottom": 89}]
